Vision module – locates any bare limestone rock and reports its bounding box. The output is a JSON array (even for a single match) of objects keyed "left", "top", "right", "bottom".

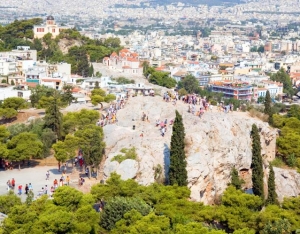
[
  {"left": 273, "top": 167, "right": 300, "bottom": 201},
  {"left": 103, "top": 96, "right": 277, "bottom": 204}
]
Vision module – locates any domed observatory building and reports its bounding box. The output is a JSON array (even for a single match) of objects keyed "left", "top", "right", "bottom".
[{"left": 33, "top": 15, "right": 68, "bottom": 39}]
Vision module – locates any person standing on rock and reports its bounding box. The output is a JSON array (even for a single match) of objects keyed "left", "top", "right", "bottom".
[
  {"left": 6, "top": 180, "right": 10, "bottom": 191},
  {"left": 25, "top": 184, "right": 29, "bottom": 195},
  {"left": 161, "top": 127, "right": 165, "bottom": 137},
  {"left": 46, "top": 171, "right": 50, "bottom": 180}
]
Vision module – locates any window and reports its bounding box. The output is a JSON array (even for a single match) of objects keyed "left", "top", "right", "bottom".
[
  {"left": 17, "top": 92, "right": 23, "bottom": 97},
  {"left": 52, "top": 29, "right": 55, "bottom": 33},
  {"left": 37, "top": 28, "right": 45, "bottom": 32}
]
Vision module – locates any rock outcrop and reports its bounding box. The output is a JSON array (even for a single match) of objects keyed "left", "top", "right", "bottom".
[
  {"left": 274, "top": 167, "right": 300, "bottom": 201},
  {"left": 103, "top": 95, "right": 277, "bottom": 204}
]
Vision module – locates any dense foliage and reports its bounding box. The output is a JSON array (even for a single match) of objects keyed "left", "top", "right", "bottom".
[
  {"left": 144, "top": 66, "right": 177, "bottom": 88},
  {"left": 1, "top": 173, "right": 300, "bottom": 233},
  {"left": 90, "top": 87, "right": 116, "bottom": 107},
  {"left": 270, "top": 68, "right": 294, "bottom": 97}
]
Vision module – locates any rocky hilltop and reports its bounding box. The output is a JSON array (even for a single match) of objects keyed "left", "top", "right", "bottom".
[{"left": 102, "top": 95, "right": 299, "bottom": 204}]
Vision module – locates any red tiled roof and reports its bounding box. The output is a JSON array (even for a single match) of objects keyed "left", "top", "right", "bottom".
[
  {"left": 111, "top": 52, "right": 118, "bottom": 57},
  {"left": 155, "top": 66, "right": 165, "bottom": 71},
  {"left": 72, "top": 87, "right": 81, "bottom": 92},
  {"left": 42, "top": 79, "right": 61, "bottom": 82},
  {"left": 126, "top": 57, "right": 139, "bottom": 62},
  {"left": 24, "top": 82, "right": 38, "bottom": 88},
  {"left": 120, "top": 49, "right": 129, "bottom": 53}
]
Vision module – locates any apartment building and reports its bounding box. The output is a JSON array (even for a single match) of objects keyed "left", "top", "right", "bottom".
[
  {"left": 211, "top": 82, "right": 253, "bottom": 101},
  {"left": 0, "top": 58, "right": 16, "bottom": 76}
]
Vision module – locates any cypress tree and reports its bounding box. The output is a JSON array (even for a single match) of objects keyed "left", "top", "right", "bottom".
[
  {"left": 230, "top": 167, "right": 244, "bottom": 190},
  {"left": 169, "top": 110, "right": 187, "bottom": 186},
  {"left": 251, "top": 124, "right": 264, "bottom": 199},
  {"left": 44, "top": 91, "right": 63, "bottom": 140},
  {"left": 264, "top": 90, "right": 273, "bottom": 125},
  {"left": 266, "top": 164, "right": 278, "bottom": 205}
]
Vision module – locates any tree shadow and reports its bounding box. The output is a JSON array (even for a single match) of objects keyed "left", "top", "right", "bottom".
[{"left": 163, "top": 143, "right": 170, "bottom": 184}]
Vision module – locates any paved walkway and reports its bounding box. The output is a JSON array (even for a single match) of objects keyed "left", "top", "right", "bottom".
[{"left": 0, "top": 165, "right": 75, "bottom": 201}]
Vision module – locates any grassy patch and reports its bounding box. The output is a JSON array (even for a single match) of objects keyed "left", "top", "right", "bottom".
[
  {"left": 111, "top": 147, "right": 137, "bottom": 163},
  {"left": 270, "top": 157, "right": 285, "bottom": 167}
]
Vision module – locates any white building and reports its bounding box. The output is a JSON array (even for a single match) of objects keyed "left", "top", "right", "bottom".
[
  {"left": 80, "top": 77, "right": 114, "bottom": 90},
  {"left": 0, "top": 86, "right": 31, "bottom": 101}
]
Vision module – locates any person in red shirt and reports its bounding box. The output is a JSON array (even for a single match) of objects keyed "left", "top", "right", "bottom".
[
  {"left": 53, "top": 179, "right": 58, "bottom": 189},
  {"left": 11, "top": 178, "right": 15, "bottom": 189},
  {"left": 18, "top": 185, "right": 22, "bottom": 195}
]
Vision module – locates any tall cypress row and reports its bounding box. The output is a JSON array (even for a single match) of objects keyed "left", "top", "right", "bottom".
[
  {"left": 169, "top": 110, "right": 187, "bottom": 186},
  {"left": 266, "top": 164, "right": 278, "bottom": 205},
  {"left": 264, "top": 90, "right": 273, "bottom": 125},
  {"left": 251, "top": 124, "right": 264, "bottom": 199}
]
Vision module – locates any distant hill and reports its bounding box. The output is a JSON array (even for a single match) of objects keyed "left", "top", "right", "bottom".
[{"left": 147, "top": 0, "right": 243, "bottom": 6}]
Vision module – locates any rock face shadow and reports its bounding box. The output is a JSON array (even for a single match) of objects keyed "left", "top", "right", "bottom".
[{"left": 163, "top": 143, "right": 170, "bottom": 184}]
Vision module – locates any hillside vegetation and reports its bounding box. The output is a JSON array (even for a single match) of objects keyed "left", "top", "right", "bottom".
[{"left": 0, "top": 19, "right": 122, "bottom": 76}]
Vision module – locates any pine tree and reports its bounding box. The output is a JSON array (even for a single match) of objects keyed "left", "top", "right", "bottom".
[
  {"left": 169, "top": 110, "right": 187, "bottom": 186},
  {"left": 264, "top": 90, "right": 273, "bottom": 125},
  {"left": 251, "top": 124, "right": 264, "bottom": 199},
  {"left": 266, "top": 164, "right": 278, "bottom": 205}
]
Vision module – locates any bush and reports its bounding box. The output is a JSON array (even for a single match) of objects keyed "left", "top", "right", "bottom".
[
  {"left": 111, "top": 147, "right": 137, "bottom": 163},
  {"left": 286, "top": 154, "right": 296, "bottom": 167},
  {"left": 210, "top": 100, "right": 217, "bottom": 106}
]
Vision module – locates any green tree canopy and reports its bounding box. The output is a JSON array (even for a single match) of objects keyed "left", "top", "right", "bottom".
[
  {"left": 2, "top": 97, "right": 27, "bottom": 111},
  {"left": 74, "top": 124, "right": 105, "bottom": 170},
  {"left": 270, "top": 68, "right": 293, "bottom": 97},
  {"left": 6, "top": 132, "right": 43, "bottom": 165},
  {"left": 178, "top": 74, "right": 199, "bottom": 94},
  {"left": 100, "top": 196, "right": 152, "bottom": 230}
]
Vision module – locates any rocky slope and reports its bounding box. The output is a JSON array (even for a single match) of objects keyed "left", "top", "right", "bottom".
[{"left": 103, "top": 95, "right": 281, "bottom": 204}]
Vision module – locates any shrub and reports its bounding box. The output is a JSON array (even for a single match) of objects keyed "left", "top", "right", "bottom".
[
  {"left": 286, "top": 154, "right": 296, "bottom": 167},
  {"left": 210, "top": 100, "right": 217, "bottom": 106},
  {"left": 270, "top": 157, "right": 285, "bottom": 167},
  {"left": 111, "top": 147, "right": 137, "bottom": 163}
]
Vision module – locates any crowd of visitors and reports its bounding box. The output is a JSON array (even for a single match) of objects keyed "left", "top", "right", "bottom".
[{"left": 96, "top": 97, "right": 127, "bottom": 127}]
